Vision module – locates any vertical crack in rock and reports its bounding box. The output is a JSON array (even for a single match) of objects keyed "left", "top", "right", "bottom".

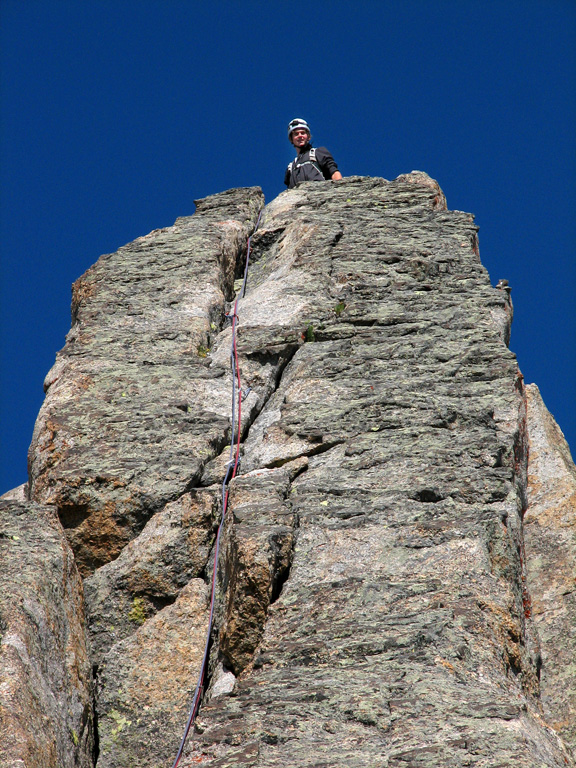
[
  {"left": 198, "top": 341, "right": 302, "bottom": 487},
  {"left": 91, "top": 683, "right": 100, "bottom": 766},
  {"left": 211, "top": 460, "right": 305, "bottom": 682}
]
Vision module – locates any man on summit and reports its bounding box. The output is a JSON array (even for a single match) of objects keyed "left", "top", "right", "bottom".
[{"left": 284, "top": 118, "right": 342, "bottom": 188}]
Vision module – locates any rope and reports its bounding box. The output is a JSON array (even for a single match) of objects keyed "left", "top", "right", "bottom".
[{"left": 171, "top": 210, "right": 262, "bottom": 768}]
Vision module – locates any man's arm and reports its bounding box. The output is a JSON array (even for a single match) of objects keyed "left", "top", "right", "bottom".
[{"left": 315, "top": 147, "right": 342, "bottom": 181}]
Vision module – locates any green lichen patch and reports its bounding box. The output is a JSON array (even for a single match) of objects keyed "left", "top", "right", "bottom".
[
  {"left": 108, "top": 709, "right": 132, "bottom": 739},
  {"left": 127, "top": 597, "right": 147, "bottom": 625}
]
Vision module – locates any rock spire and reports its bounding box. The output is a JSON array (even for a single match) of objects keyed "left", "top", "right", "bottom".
[{"left": 1, "top": 174, "right": 574, "bottom": 767}]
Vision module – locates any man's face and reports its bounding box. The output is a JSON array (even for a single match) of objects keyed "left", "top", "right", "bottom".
[{"left": 291, "top": 128, "right": 310, "bottom": 150}]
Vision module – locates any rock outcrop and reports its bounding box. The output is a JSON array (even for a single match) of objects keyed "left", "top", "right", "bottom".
[
  {"left": 28, "top": 188, "right": 264, "bottom": 576},
  {"left": 524, "top": 383, "right": 576, "bottom": 748},
  {"left": 0, "top": 500, "right": 94, "bottom": 767},
  {"left": 2, "top": 174, "right": 574, "bottom": 767}
]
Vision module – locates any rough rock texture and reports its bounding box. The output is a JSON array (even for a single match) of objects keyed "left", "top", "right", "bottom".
[
  {"left": 179, "top": 175, "right": 573, "bottom": 767},
  {"left": 524, "top": 383, "right": 576, "bottom": 750},
  {"left": 28, "top": 187, "right": 264, "bottom": 576},
  {"left": 26, "top": 186, "right": 267, "bottom": 765},
  {"left": 96, "top": 579, "right": 210, "bottom": 768},
  {"left": 8, "top": 174, "right": 573, "bottom": 767},
  {"left": 0, "top": 500, "right": 94, "bottom": 767},
  {"left": 216, "top": 464, "right": 301, "bottom": 676},
  {"left": 84, "top": 487, "right": 218, "bottom": 665}
]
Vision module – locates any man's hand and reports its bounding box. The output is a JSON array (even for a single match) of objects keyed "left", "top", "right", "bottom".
[{"left": 331, "top": 171, "right": 343, "bottom": 181}]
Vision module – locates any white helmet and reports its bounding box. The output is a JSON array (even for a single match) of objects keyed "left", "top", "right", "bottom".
[{"left": 287, "top": 118, "right": 311, "bottom": 141}]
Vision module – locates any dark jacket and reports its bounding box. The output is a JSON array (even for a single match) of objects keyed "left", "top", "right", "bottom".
[{"left": 284, "top": 144, "right": 339, "bottom": 188}]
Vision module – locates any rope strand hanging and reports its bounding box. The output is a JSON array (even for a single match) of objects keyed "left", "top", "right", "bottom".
[{"left": 171, "top": 210, "right": 262, "bottom": 768}]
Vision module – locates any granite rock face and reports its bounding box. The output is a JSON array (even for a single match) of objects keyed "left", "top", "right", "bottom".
[
  {"left": 83, "top": 487, "right": 218, "bottom": 666},
  {"left": 26, "top": 186, "right": 267, "bottom": 766},
  {"left": 7, "top": 174, "right": 573, "bottom": 767},
  {"left": 0, "top": 500, "right": 94, "bottom": 767},
  {"left": 96, "top": 579, "right": 210, "bottom": 768},
  {"left": 524, "top": 384, "right": 576, "bottom": 750},
  {"left": 28, "top": 187, "right": 264, "bottom": 576},
  {"left": 179, "top": 176, "right": 572, "bottom": 767}
]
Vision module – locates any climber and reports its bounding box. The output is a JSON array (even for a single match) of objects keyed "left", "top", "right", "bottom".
[{"left": 284, "top": 118, "right": 342, "bottom": 188}]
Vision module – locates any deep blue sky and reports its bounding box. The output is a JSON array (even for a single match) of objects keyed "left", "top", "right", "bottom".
[{"left": 1, "top": 1, "right": 575, "bottom": 493}]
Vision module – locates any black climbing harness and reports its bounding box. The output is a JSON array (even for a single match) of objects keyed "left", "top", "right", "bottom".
[{"left": 287, "top": 147, "right": 325, "bottom": 185}]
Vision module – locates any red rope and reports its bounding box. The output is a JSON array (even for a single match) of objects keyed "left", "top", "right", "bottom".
[{"left": 171, "top": 213, "right": 260, "bottom": 767}]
